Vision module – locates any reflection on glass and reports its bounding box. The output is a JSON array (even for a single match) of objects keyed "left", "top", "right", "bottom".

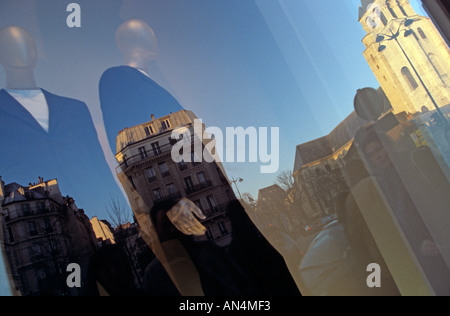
[{"left": 1, "top": 0, "right": 450, "bottom": 297}]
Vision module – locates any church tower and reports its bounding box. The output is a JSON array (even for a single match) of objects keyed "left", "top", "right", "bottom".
[{"left": 359, "top": 0, "right": 450, "bottom": 115}]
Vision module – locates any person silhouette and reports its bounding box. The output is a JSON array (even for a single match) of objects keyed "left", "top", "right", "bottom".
[
  {"left": 0, "top": 26, "right": 126, "bottom": 217},
  {"left": 99, "top": 19, "right": 183, "bottom": 153}
]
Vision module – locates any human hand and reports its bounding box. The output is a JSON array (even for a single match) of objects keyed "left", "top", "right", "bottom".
[{"left": 167, "top": 198, "right": 207, "bottom": 236}]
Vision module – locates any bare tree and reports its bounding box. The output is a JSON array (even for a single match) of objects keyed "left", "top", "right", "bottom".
[
  {"left": 106, "top": 195, "right": 143, "bottom": 289},
  {"left": 241, "top": 192, "right": 256, "bottom": 205},
  {"left": 275, "top": 170, "right": 295, "bottom": 192},
  {"left": 107, "top": 195, "right": 131, "bottom": 229}
]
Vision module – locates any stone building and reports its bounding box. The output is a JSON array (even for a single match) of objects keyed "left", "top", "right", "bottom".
[
  {"left": 90, "top": 217, "right": 116, "bottom": 246},
  {"left": 0, "top": 177, "right": 98, "bottom": 296},
  {"left": 293, "top": 111, "right": 370, "bottom": 221},
  {"left": 115, "top": 110, "right": 236, "bottom": 247},
  {"left": 359, "top": 0, "right": 450, "bottom": 115}
]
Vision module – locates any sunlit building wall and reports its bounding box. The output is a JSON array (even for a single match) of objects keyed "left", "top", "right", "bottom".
[
  {"left": 90, "top": 217, "right": 116, "bottom": 246},
  {"left": 360, "top": 0, "right": 450, "bottom": 115}
]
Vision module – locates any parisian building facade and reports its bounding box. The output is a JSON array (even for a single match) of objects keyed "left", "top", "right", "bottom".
[
  {"left": 0, "top": 177, "right": 98, "bottom": 296},
  {"left": 115, "top": 110, "right": 236, "bottom": 248}
]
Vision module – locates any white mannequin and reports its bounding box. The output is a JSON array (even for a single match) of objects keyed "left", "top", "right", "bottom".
[
  {"left": 115, "top": 19, "right": 158, "bottom": 75},
  {"left": 0, "top": 26, "right": 49, "bottom": 132}
]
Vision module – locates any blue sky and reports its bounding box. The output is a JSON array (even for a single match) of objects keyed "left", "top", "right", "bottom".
[{"left": 0, "top": 0, "right": 429, "bottom": 212}]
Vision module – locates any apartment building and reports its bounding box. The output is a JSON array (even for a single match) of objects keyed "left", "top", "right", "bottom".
[
  {"left": 115, "top": 110, "right": 236, "bottom": 247},
  {"left": 0, "top": 177, "right": 98, "bottom": 296}
]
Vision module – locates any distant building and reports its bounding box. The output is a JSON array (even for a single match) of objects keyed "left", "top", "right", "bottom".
[
  {"left": 0, "top": 177, "right": 98, "bottom": 296},
  {"left": 256, "top": 185, "right": 288, "bottom": 232},
  {"left": 115, "top": 110, "right": 236, "bottom": 247},
  {"left": 293, "top": 110, "right": 373, "bottom": 221},
  {"left": 359, "top": 0, "right": 450, "bottom": 115},
  {"left": 90, "top": 217, "right": 116, "bottom": 246}
]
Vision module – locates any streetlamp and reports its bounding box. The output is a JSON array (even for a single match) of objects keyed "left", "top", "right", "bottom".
[
  {"left": 231, "top": 177, "right": 244, "bottom": 200},
  {"left": 375, "top": 17, "right": 448, "bottom": 124}
]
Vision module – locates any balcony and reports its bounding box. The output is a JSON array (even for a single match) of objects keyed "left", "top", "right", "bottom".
[
  {"left": 117, "top": 142, "right": 174, "bottom": 172},
  {"left": 4, "top": 208, "right": 60, "bottom": 222},
  {"left": 154, "top": 191, "right": 182, "bottom": 204},
  {"left": 185, "top": 181, "right": 213, "bottom": 195},
  {"left": 202, "top": 203, "right": 229, "bottom": 219}
]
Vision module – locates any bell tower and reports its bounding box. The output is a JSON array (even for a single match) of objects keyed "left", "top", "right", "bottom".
[{"left": 359, "top": 0, "right": 450, "bottom": 115}]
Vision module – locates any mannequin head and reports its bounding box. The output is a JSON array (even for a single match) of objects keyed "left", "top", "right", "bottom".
[
  {"left": 115, "top": 19, "right": 158, "bottom": 72},
  {"left": 0, "top": 26, "right": 38, "bottom": 89}
]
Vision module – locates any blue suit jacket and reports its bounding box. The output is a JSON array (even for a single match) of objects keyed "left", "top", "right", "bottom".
[{"left": 0, "top": 88, "right": 126, "bottom": 218}]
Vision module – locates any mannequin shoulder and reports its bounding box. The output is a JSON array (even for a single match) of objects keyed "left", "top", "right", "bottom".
[
  {"left": 42, "top": 90, "right": 92, "bottom": 120},
  {"left": 99, "top": 66, "right": 137, "bottom": 84}
]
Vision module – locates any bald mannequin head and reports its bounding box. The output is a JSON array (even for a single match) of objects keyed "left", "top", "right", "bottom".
[
  {"left": 115, "top": 19, "right": 158, "bottom": 72},
  {"left": 0, "top": 26, "right": 38, "bottom": 89}
]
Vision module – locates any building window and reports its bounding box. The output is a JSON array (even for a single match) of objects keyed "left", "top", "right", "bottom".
[
  {"left": 417, "top": 28, "right": 427, "bottom": 40},
  {"left": 138, "top": 146, "right": 148, "bottom": 160},
  {"left": 197, "top": 172, "right": 207, "bottom": 184},
  {"left": 151, "top": 142, "right": 162, "bottom": 155},
  {"left": 387, "top": 5, "right": 398, "bottom": 19},
  {"left": 144, "top": 125, "right": 155, "bottom": 136},
  {"left": 21, "top": 203, "right": 32, "bottom": 216},
  {"left": 184, "top": 176, "right": 194, "bottom": 192},
  {"left": 218, "top": 222, "right": 228, "bottom": 235},
  {"left": 166, "top": 183, "right": 177, "bottom": 196},
  {"left": 145, "top": 167, "right": 157, "bottom": 183},
  {"left": 32, "top": 243, "right": 43, "bottom": 259},
  {"left": 206, "top": 227, "right": 213, "bottom": 240},
  {"left": 153, "top": 188, "right": 162, "bottom": 201},
  {"left": 401, "top": 67, "right": 419, "bottom": 90},
  {"left": 398, "top": 4, "right": 407, "bottom": 16},
  {"left": 159, "top": 163, "right": 171, "bottom": 177},
  {"left": 379, "top": 11, "right": 388, "bottom": 26},
  {"left": 161, "top": 119, "right": 172, "bottom": 131},
  {"left": 37, "top": 202, "right": 45, "bottom": 212},
  {"left": 206, "top": 195, "right": 218, "bottom": 212},
  {"left": 27, "top": 221, "right": 38, "bottom": 237}
]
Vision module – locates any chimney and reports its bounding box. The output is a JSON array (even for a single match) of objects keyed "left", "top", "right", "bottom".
[{"left": 151, "top": 114, "right": 155, "bottom": 121}]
